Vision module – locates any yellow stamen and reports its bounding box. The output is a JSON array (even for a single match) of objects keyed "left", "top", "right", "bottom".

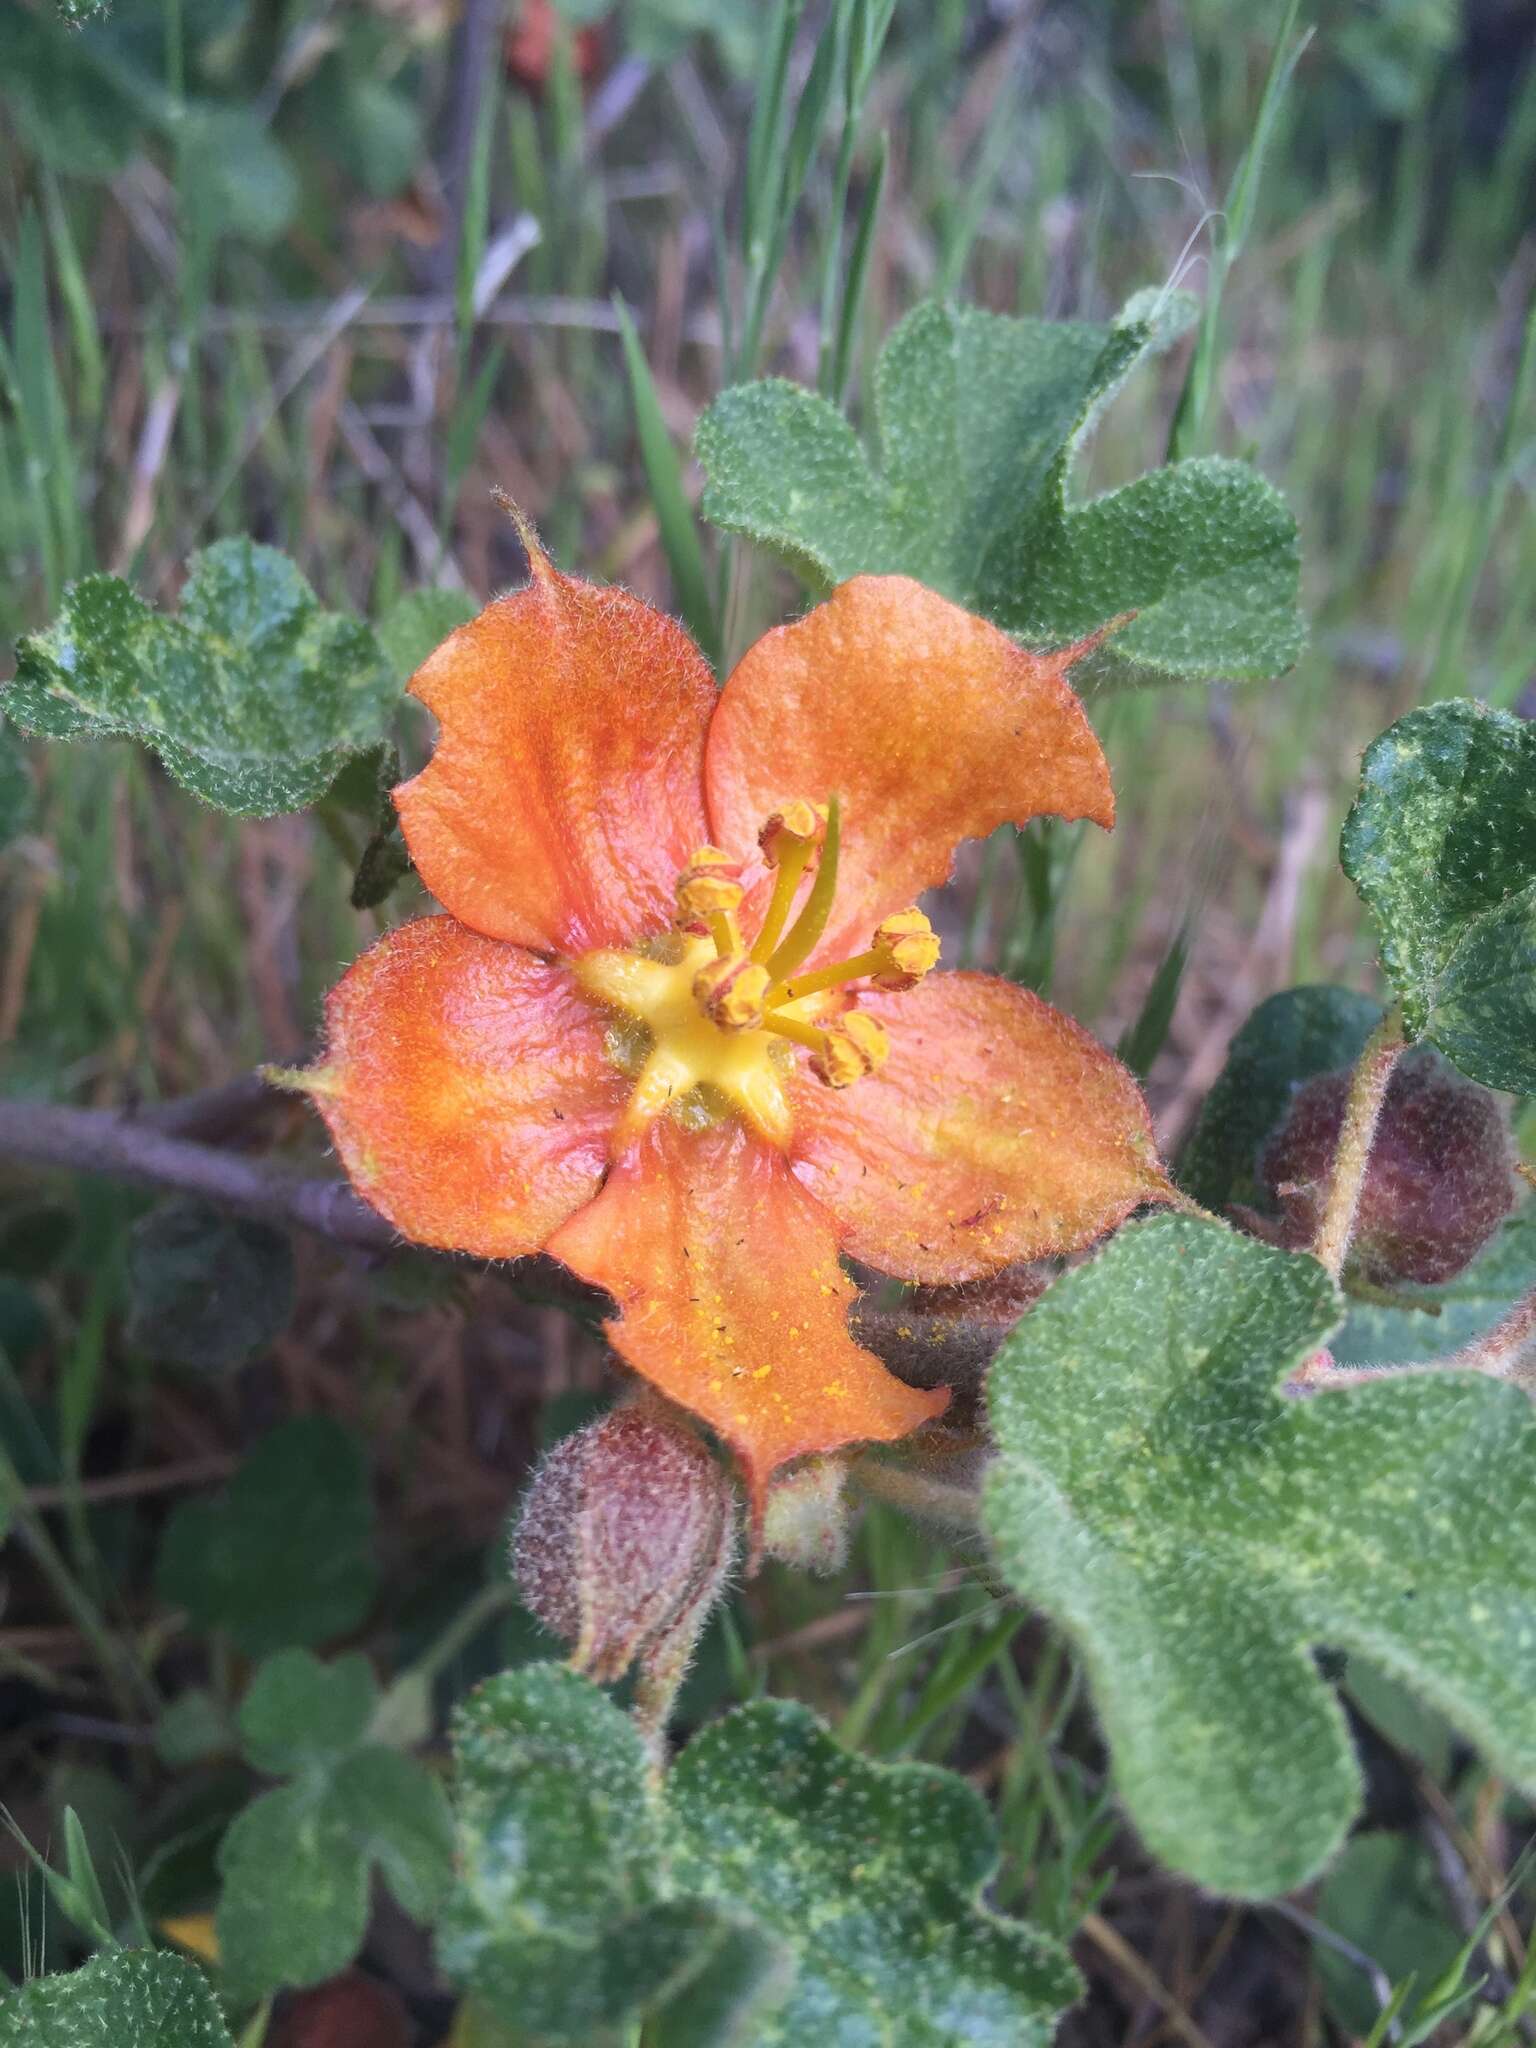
[
  {"left": 812, "top": 1012, "right": 890, "bottom": 1089},
  {"left": 768, "top": 947, "right": 885, "bottom": 1008},
  {"left": 765, "top": 793, "right": 842, "bottom": 981},
  {"left": 761, "top": 1011, "right": 827, "bottom": 1054},
  {"left": 750, "top": 801, "right": 825, "bottom": 965},
  {"left": 707, "top": 908, "right": 742, "bottom": 959},
  {"left": 694, "top": 954, "right": 770, "bottom": 1033}
]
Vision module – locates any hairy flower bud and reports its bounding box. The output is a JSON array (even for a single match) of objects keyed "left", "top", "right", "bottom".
[
  {"left": 1258, "top": 1046, "right": 1515, "bottom": 1286},
  {"left": 511, "top": 1403, "right": 735, "bottom": 1687},
  {"left": 761, "top": 1456, "right": 852, "bottom": 1575}
]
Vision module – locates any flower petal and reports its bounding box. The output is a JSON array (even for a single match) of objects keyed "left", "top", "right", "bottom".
[
  {"left": 315, "top": 916, "right": 626, "bottom": 1259},
  {"left": 705, "top": 576, "right": 1113, "bottom": 961},
  {"left": 789, "top": 970, "right": 1172, "bottom": 1284},
  {"left": 396, "top": 544, "right": 716, "bottom": 952},
  {"left": 545, "top": 1115, "right": 947, "bottom": 1509}
]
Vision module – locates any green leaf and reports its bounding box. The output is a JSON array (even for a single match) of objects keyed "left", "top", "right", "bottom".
[
  {"left": 0, "top": 7, "right": 146, "bottom": 181},
  {"left": 155, "top": 1417, "right": 378, "bottom": 1656},
  {"left": 1341, "top": 699, "right": 1536, "bottom": 1092},
  {"left": 126, "top": 1199, "right": 295, "bottom": 1372},
  {"left": 666, "top": 1701, "right": 1080, "bottom": 2044},
  {"left": 1333, "top": 1211, "right": 1536, "bottom": 1366},
  {"left": 697, "top": 292, "right": 1304, "bottom": 686},
  {"left": 441, "top": 1663, "right": 1077, "bottom": 2045},
  {"left": 984, "top": 1213, "right": 1536, "bottom": 1896},
  {"left": 0, "top": 719, "right": 36, "bottom": 850},
  {"left": 373, "top": 587, "right": 479, "bottom": 686},
  {"left": 237, "top": 1647, "right": 377, "bottom": 1773},
  {"left": 217, "top": 1650, "right": 454, "bottom": 2000},
  {"left": 1313, "top": 1833, "right": 1463, "bottom": 2038},
  {"left": 1177, "top": 984, "right": 1384, "bottom": 1212},
  {"left": 181, "top": 107, "right": 299, "bottom": 245},
  {"left": 0, "top": 1949, "right": 234, "bottom": 2047},
  {"left": 6, "top": 539, "right": 401, "bottom": 816}
]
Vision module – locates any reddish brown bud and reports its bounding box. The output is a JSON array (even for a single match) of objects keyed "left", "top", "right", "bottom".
[
  {"left": 1257, "top": 1047, "right": 1515, "bottom": 1287},
  {"left": 511, "top": 1403, "right": 735, "bottom": 1686}
]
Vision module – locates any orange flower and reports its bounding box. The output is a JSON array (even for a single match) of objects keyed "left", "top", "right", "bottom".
[{"left": 305, "top": 529, "right": 1173, "bottom": 1512}]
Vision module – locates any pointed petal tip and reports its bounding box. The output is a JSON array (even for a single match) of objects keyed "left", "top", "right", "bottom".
[{"left": 491, "top": 487, "right": 556, "bottom": 584}]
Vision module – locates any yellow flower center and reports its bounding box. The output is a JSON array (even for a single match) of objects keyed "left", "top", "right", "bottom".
[{"left": 573, "top": 796, "right": 940, "bottom": 1146}]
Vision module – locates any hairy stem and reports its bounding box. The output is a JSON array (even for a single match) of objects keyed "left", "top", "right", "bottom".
[{"left": 1310, "top": 1006, "right": 1406, "bottom": 1283}]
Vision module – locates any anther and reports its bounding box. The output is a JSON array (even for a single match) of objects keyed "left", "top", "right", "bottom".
[
  {"left": 758, "top": 800, "right": 826, "bottom": 864},
  {"left": 694, "top": 955, "right": 770, "bottom": 1033},
  {"left": 871, "top": 908, "right": 941, "bottom": 991},
  {"left": 676, "top": 847, "right": 744, "bottom": 922},
  {"left": 812, "top": 1012, "right": 890, "bottom": 1089}
]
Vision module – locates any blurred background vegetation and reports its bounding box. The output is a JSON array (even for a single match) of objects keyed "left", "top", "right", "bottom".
[{"left": 1, "top": 1, "right": 1534, "bottom": 2042}]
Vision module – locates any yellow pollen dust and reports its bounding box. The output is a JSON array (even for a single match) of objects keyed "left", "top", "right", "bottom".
[{"left": 573, "top": 795, "right": 935, "bottom": 1142}]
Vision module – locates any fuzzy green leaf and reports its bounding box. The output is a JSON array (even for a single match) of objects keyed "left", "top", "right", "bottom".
[
  {"left": 0, "top": 1949, "right": 233, "bottom": 2047},
  {"left": 0, "top": 719, "right": 36, "bottom": 850},
  {"left": 126, "top": 1199, "right": 295, "bottom": 1373},
  {"left": 374, "top": 588, "right": 479, "bottom": 685},
  {"left": 216, "top": 1649, "right": 453, "bottom": 2000},
  {"left": 155, "top": 1417, "right": 377, "bottom": 1656},
  {"left": 1177, "top": 984, "right": 1384, "bottom": 1211},
  {"left": 442, "top": 1664, "right": 1076, "bottom": 2046},
  {"left": 697, "top": 292, "right": 1303, "bottom": 686},
  {"left": 1342, "top": 699, "right": 1536, "bottom": 1092},
  {"left": 984, "top": 1213, "right": 1536, "bottom": 1896},
  {"left": 667, "top": 1700, "right": 1080, "bottom": 2044},
  {"left": 0, "top": 7, "right": 145, "bottom": 180},
  {"left": 6, "top": 540, "right": 401, "bottom": 816}
]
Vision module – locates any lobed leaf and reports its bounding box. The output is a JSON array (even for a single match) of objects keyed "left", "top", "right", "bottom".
[
  {"left": 6, "top": 540, "right": 400, "bottom": 817},
  {"left": 0, "top": 1949, "right": 233, "bottom": 2047},
  {"left": 984, "top": 1213, "right": 1536, "bottom": 1896},
  {"left": 441, "top": 1663, "right": 1077, "bottom": 2046},
  {"left": 155, "top": 1417, "right": 377, "bottom": 1656},
  {"left": 1341, "top": 698, "right": 1536, "bottom": 1092},
  {"left": 697, "top": 292, "right": 1304, "bottom": 686},
  {"left": 216, "top": 1648, "right": 454, "bottom": 2001}
]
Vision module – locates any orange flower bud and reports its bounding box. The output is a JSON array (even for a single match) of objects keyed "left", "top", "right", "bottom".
[
  {"left": 871, "top": 907, "right": 941, "bottom": 990},
  {"left": 511, "top": 1404, "right": 735, "bottom": 1686},
  {"left": 813, "top": 1010, "right": 890, "bottom": 1089},
  {"left": 694, "top": 953, "right": 770, "bottom": 1032},
  {"left": 758, "top": 799, "right": 827, "bottom": 865}
]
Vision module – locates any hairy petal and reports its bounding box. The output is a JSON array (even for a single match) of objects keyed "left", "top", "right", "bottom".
[
  {"left": 315, "top": 917, "right": 626, "bottom": 1259},
  {"left": 789, "top": 971, "right": 1172, "bottom": 1284},
  {"left": 546, "top": 1116, "right": 947, "bottom": 1511},
  {"left": 397, "top": 546, "right": 716, "bottom": 952},
  {"left": 705, "top": 576, "right": 1113, "bottom": 962}
]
